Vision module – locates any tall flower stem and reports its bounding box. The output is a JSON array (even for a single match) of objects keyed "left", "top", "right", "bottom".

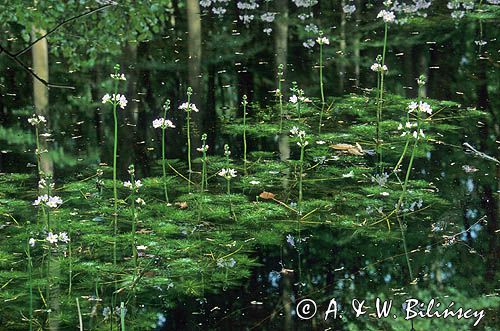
[
  {"left": 161, "top": 100, "right": 171, "bottom": 202},
  {"left": 186, "top": 87, "right": 193, "bottom": 192},
  {"left": 242, "top": 95, "right": 248, "bottom": 174},
  {"left": 318, "top": 40, "right": 325, "bottom": 134},
  {"left": 128, "top": 166, "right": 138, "bottom": 270},
  {"left": 277, "top": 65, "right": 284, "bottom": 133},
  {"left": 26, "top": 238, "right": 33, "bottom": 331},
  {"left": 112, "top": 65, "right": 120, "bottom": 266},
  {"left": 200, "top": 134, "right": 208, "bottom": 191},
  {"left": 377, "top": 23, "right": 388, "bottom": 171},
  {"left": 298, "top": 145, "right": 305, "bottom": 214}
]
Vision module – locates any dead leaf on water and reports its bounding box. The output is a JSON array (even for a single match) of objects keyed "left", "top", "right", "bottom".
[{"left": 259, "top": 191, "right": 275, "bottom": 200}]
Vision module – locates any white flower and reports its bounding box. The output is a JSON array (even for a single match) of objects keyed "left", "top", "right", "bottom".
[
  {"left": 303, "top": 39, "right": 316, "bottom": 49},
  {"left": 377, "top": 10, "right": 395, "bottom": 23},
  {"left": 124, "top": 180, "right": 142, "bottom": 191},
  {"left": 408, "top": 101, "right": 418, "bottom": 112},
  {"left": 316, "top": 140, "right": 326, "bottom": 145},
  {"left": 136, "top": 245, "right": 148, "bottom": 250},
  {"left": 102, "top": 94, "right": 111, "bottom": 104},
  {"left": 102, "top": 94, "right": 127, "bottom": 109},
  {"left": 371, "top": 63, "right": 388, "bottom": 72},
  {"left": 419, "top": 101, "right": 432, "bottom": 114},
  {"left": 316, "top": 36, "right": 330, "bottom": 45},
  {"left": 407, "top": 101, "right": 432, "bottom": 114},
  {"left": 289, "top": 95, "right": 298, "bottom": 104},
  {"left": 218, "top": 168, "right": 237, "bottom": 179},
  {"left": 58, "top": 232, "right": 70, "bottom": 243},
  {"left": 118, "top": 95, "right": 128, "bottom": 109},
  {"left": 289, "top": 126, "right": 300, "bottom": 136},
  {"left": 179, "top": 102, "right": 199, "bottom": 112},
  {"left": 380, "top": 192, "right": 390, "bottom": 196},
  {"left": 249, "top": 180, "right": 260, "bottom": 185},
  {"left": 46, "top": 232, "right": 58, "bottom": 244},
  {"left": 27, "top": 115, "right": 47, "bottom": 126},
  {"left": 152, "top": 118, "right": 175, "bottom": 129},
  {"left": 29, "top": 238, "right": 36, "bottom": 247},
  {"left": 135, "top": 198, "right": 146, "bottom": 205},
  {"left": 343, "top": 4, "right": 356, "bottom": 15},
  {"left": 46, "top": 196, "right": 63, "bottom": 208},
  {"left": 33, "top": 194, "right": 49, "bottom": 206},
  {"left": 197, "top": 145, "right": 209, "bottom": 152},
  {"left": 110, "top": 73, "right": 126, "bottom": 81}
]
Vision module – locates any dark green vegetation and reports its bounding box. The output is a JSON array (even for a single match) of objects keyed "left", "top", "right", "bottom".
[{"left": 0, "top": 1, "right": 499, "bottom": 330}]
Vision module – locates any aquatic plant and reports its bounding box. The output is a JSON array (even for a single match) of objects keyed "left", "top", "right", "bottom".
[
  {"left": 242, "top": 95, "right": 248, "bottom": 172},
  {"left": 374, "top": 5, "right": 395, "bottom": 170},
  {"left": 153, "top": 100, "right": 175, "bottom": 202},
  {"left": 101, "top": 64, "right": 127, "bottom": 266},
  {"left": 277, "top": 64, "right": 285, "bottom": 133},
  {"left": 27, "top": 114, "right": 46, "bottom": 175},
  {"left": 198, "top": 133, "right": 209, "bottom": 191},
  {"left": 290, "top": 127, "right": 309, "bottom": 214},
  {"left": 218, "top": 168, "right": 237, "bottom": 195},
  {"left": 394, "top": 75, "right": 430, "bottom": 280},
  {"left": 179, "top": 87, "right": 199, "bottom": 191},
  {"left": 316, "top": 32, "right": 329, "bottom": 133},
  {"left": 289, "top": 82, "right": 308, "bottom": 120}
]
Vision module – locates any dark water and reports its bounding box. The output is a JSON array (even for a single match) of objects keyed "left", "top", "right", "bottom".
[{"left": 0, "top": 1, "right": 499, "bottom": 330}]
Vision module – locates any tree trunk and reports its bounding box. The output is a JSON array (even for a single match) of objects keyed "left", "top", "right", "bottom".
[
  {"left": 31, "top": 27, "right": 53, "bottom": 177},
  {"left": 274, "top": 0, "right": 288, "bottom": 82},
  {"left": 186, "top": 0, "right": 202, "bottom": 154}
]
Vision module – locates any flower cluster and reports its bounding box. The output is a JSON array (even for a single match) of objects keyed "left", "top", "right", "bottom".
[
  {"left": 216, "top": 257, "right": 236, "bottom": 268},
  {"left": 398, "top": 122, "right": 425, "bottom": 139},
  {"left": 218, "top": 168, "right": 237, "bottom": 179},
  {"left": 316, "top": 36, "right": 330, "bottom": 45},
  {"left": 102, "top": 94, "right": 128, "bottom": 109},
  {"left": 38, "top": 178, "right": 55, "bottom": 190},
  {"left": 407, "top": 101, "right": 432, "bottom": 114},
  {"left": 377, "top": 9, "right": 396, "bottom": 23},
  {"left": 152, "top": 118, "right": 176, "bottom": 129},
  {"left": 45, "top": 231, "right": 70, "bottom": 244},
  {"left": 110, "top": 73, "right": 126, "bottom": 81},
  {"left": 370, "top": 62, "right": 388, "bottom": 72},
  {"left": 179, "top": 102, "right": 199, "bottom": 113},
  {"left": 197, "top": 145, "right": 209, "bottom": 153},
  {"left": 343, "top": 4, "right": 356, "bottom": 15},
  {"left": 290, "top": 126, "right": 308, "bottom": 147},
  {"left": 33, "top": 195, "right": 63, "bottom": 208},
  {"left": 124, "top": 180, "right": 143, "bottom": 191},
  {"left": 28, "top": 114, "right": 47, "bottom": 126}
]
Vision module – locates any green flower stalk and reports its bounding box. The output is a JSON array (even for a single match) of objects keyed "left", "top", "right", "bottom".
[
  {"left": 290, "top": 82, "right": 306, "bottom": 120},
  {"left": 277, "top": 64, "right": 284, "bottom": 133},
  {"left": 374, "top": 7, "right": 395, "bottom": 170},
  {"left": 153, "top": 100, "right": 175, "bottom": 202},
  {"left": 224, "top": 144, "right": 231, "bottom": 168},
  {"left": 198, "top": 134, "right": 209, "bottom": 191},
  {"left": 393, "top": 75, "right": 430, "bottom": 281},
  {"left": 179, "top": 87, "right": 199, "bottom": 192},
  {"left": 316, "top": 32, "right": 329, "bottom": 134},
  {"left": 26, "top": 236, "right": 34, "bottom": 331},
  {"left": 218, "top": 168, "right": 237, "bottom": 195},
  {"left": 242, "top": 95, "right": 248, "bottom": 173},
  {"left": 102, "top": 64, "right": 128, "bottom": 265},
  {"left": 289, "top": 127, "right": 308, "bottom": 214}
]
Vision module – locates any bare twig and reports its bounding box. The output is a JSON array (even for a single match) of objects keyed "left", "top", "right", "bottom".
[
  {"left": 463, "top": 142, "right": 500, "bottom": 164},
  {"left": 0, "top": 3, "right": 113, "bottom": 89}
]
